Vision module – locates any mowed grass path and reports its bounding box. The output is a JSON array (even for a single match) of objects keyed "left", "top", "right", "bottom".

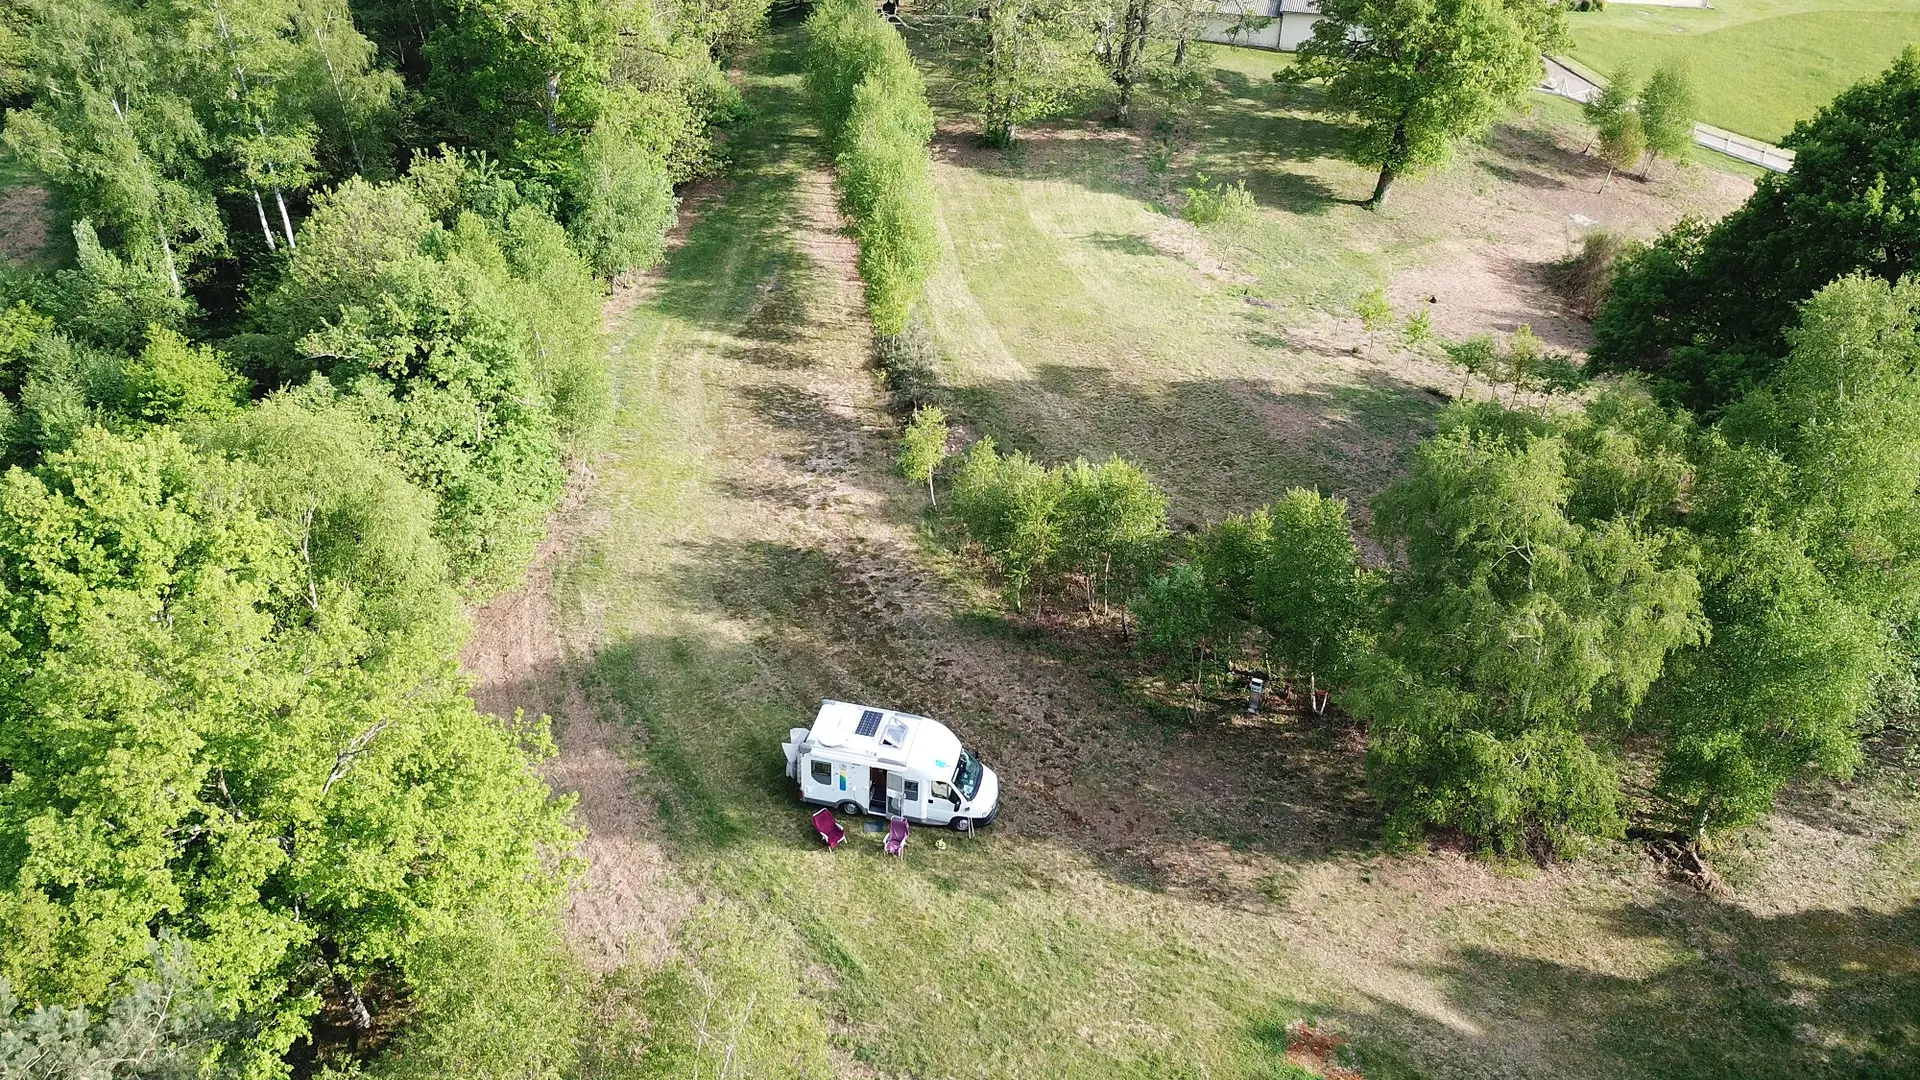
[
  {"left": 1567, "top": 0, "right": 1920, "bottom": 141},
  {"left": 484, "top": 28, "right": 1920, "bottom": 1080}
]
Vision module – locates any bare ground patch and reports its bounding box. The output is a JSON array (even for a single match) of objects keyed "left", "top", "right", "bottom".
[
  {"left": 0, "top": 184, "right": 54, "bottom": 266},
  {"left": 1389, "top": 119, "right": 1753, "bottom": 353}
]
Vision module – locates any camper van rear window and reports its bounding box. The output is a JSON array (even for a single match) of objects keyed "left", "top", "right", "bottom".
[{"left": 855, "top": 710, "right": 883, "bottom": 737}]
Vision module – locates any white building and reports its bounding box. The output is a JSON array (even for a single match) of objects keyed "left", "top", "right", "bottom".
[{"left": 1196, "top": 0, "right": 1324, "bottom": 52}]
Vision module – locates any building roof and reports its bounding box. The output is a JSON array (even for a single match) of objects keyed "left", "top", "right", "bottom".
[
  {"left": 806, "top": 700, "right": 963, "bottom": 775},
  {"left": 1209, "top": 0, "right": 1319, "bottom": 15}
]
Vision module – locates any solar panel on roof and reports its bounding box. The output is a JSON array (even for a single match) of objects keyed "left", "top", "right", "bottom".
[{"left": 855, "top": 709, "right": 883, "bottom": 737}]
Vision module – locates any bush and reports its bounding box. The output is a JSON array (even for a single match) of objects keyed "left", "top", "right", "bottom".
[
  {"left": 874, "top": 320, "right": 944, "bottom": 407},
  {"left": 1180, "top": 174, "right": 1256, "bottom": 225},
  {"left": 1551, "top": 230, "right": 1629, "bottom": 318},
  {"left": 897, "top": 405, "right": 949, "bottom": 504},
  {"left": 806, "top": 0, "right": 939, "bottom": 335},
  {"left": 950, "top": 438, "right": 1170, "bottom": 611}
]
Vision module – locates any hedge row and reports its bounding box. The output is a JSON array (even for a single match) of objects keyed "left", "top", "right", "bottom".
[{"left": 805, "top": 0, "right": 940, "bottom": 336}]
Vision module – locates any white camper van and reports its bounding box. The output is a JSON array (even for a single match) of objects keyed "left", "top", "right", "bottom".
[{"left": 783, "top": 700, "right": 1000, "bottom": 829}]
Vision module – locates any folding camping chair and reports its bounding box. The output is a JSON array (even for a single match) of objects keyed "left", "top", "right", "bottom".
[
  {"left": 812, "top": 807, "right": 847, "bottom": 851},
  {"left": 884, "top": 816, "right": 910, "bottom": 857}
]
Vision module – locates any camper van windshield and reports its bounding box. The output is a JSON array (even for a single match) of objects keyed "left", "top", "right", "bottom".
[{"left": 953, "top": 751, "right": 983, "bottom": 800}]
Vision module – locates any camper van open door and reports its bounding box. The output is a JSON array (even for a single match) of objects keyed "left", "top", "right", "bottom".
[{"left": 782, "top": 700, "right": 1001, "bottom": 830}]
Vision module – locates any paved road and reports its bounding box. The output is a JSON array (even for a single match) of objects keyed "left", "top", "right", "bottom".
[{"left": 1539, "top": 57, "right": 1795, "bottom": 173}]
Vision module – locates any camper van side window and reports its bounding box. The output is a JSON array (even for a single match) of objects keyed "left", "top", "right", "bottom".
[
  {"left": 810, "top": 759, "right": 831, "bottom": 785},
  {"left": 903, "top": 780, "right": 920, "bottom": 802},
  {"left": 932, "top": 781, "right": 953, "bottom": 802}
]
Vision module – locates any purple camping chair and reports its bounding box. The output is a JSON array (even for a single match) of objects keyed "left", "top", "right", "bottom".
[
  {"left": 812, "top": 807, "right": 846, "bottom": 851},
  {"left": 884, "top": 816, "right": 909, "bottom": 857}
]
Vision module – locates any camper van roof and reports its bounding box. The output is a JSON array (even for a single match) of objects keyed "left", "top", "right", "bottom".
[{"left": 807, "top": 699, "right": 963, "bottom": 772}]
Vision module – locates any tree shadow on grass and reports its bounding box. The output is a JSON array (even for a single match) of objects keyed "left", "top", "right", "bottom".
[
  {"left": 1297, "top": 897, "right": 1920, "bottom": 1080},
  {"left": 1080, "top": 230, "right": 1163, "bottom": 256}
]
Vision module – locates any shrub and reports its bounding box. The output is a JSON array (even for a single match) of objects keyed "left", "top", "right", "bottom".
[
  {"left": 1551, "top": 230, "right": 1629, "bottom": 318},
  {"left": 806, "top": 0, "right": 939, "bottom": 335},
  {"left": 874, "top": 320, "right": 944, "bottom": 407},
  {"left": 897, "top": 405, "right": 950, "bottom": 505},
  {"left": 1180, "top": 174, "right": 1256, "bottom": 225}
]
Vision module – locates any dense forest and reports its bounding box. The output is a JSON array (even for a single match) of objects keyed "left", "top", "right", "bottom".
[{"left": 0, "top": 0, "right": 765, "bottom": 1072}]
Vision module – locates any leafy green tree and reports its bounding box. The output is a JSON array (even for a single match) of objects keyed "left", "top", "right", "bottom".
[
  {"left": 1591, "top": 47, "right": 1920, "bottom": 411},
  {"left": 1358, "top": 411, "right": 1705, "bottom": 853},
  {"left": 1292, "top": 0, "right": 1567, "bottom": 207},
  {"left": 1652, "top": 521, "right": 1880, "bottom": 841},
  {"left": 897, "top": 405, "right": 950, "bottom": 505},
  {"left": 0, "top": 426, "right": 576, "bottom": 1072},
  {"left": 1252, "top": 489, "right": 1372, "bottom": 710},
  {"left": 1, "top": 224, "right": 195, "bottom": 354},
  {"left": 1098, "top": 0, "right": 1157, "bottom": 121},
  {"left": 949, "top": 437, "right": 1068, "bottom": 608},
  {"left": 1354, "top": 287, "right": 1392, "bottom": 354},
  {"left": 1134, "top": 562, "right": 1223, "bottom": 708},
  {"left": 1635, "top": 61, "right": 1695, "bottom": 176},
  {"left": 1056, "top": 455, "right": 1169, "bottom": 609},
  {"left": 1596, "top": 114, "right": 1645, "bottom": 188},
  {"left": 3, "top": 0, "right": 225, "bottom": 294},
  {"left": 1651, "top": 275, "right": 1920, "bottom": 838},
  {"left": 250, "top": 174, "right": 592, "bottom": 592},
  {"left": 119, "top": 326, "right": 246, "bottom": 423},
  {"left": 1580, "top": 63, "right": 1633, "bottom": 149},
  {"left": 936, "top": 0, "right": 1103, "bottom": 146},
  {"left": 564, "top": 121, "right": 678, "bottom": 276}
]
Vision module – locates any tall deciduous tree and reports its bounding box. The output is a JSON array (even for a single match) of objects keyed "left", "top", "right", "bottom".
[
  {"left": 0, "top": 425, "right": 576, "bottom": 1071},
  {"left": 1357, "top": 410, "right": 1704, "bottom": 853},
  {"left": 1653, "top": 274, "right": 1920, "bottom": 838},
  {"left": 1292, "top": 0, "right": 1567, "bottom": 208},
  {"left": 1636, "top": 61, "right": 1694, "bottom": 176},
  {"left": 3, "top": 0, "right": 225, "bottom": 294},
  {"left": 937, "top": 0, "right": 1102, "bottom": 146}
]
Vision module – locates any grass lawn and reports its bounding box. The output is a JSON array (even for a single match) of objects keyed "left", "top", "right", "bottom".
[
  {"left": 1566, "top": 0, "right": 1920, "bottom": 141},
  {"left": 467, "top": 25, "right": 1920, "bottom": 1080}
]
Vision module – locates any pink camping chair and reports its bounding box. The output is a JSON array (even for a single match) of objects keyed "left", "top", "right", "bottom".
[
  {"left": 812, "top": 807, "right": 847, "bottom": 851},
  {"left": 884, "top": 816, "right": 909, "bottom": 857}
]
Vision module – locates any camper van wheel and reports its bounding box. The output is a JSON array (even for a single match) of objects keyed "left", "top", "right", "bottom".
[
  {"left": 836, "top": 801, "right": 864, "bottom": 818},
  {"left": 950, "top": 817, "right": 974, "bottom": 833}
]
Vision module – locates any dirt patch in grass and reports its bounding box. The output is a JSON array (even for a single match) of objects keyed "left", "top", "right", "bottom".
[
  {"left": 1388, "top": 117, "right": 1753, "bottom": 354},
  {"left": 464, "top": 466, "right": 688, "bottom": 974},
  {"left": 0, "top": 183, "right": 54, "bottom": 266}
]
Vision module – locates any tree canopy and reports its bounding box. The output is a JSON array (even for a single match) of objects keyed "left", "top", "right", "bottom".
[
  {"left": 1292, "top": 0, "right": 1567, "bottom": 207},
  {"left": 1591, "top": 46, "right": 1920, "bottom": 412}
]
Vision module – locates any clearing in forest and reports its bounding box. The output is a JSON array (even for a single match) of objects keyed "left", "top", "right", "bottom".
[{"left": 465, "top": 27, "right": 1920, "bottom": 1080}]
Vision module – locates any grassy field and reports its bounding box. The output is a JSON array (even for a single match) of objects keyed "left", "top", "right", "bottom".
[
  {"left": 1566, "top": 0, "right": 1920, "bottom": 141},
  {"left": 464, "top": 25, "right": 1920, "bottom": 1080},
  {"left": 915, "top": 42, "right": 1751, "bottom": 522}
]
